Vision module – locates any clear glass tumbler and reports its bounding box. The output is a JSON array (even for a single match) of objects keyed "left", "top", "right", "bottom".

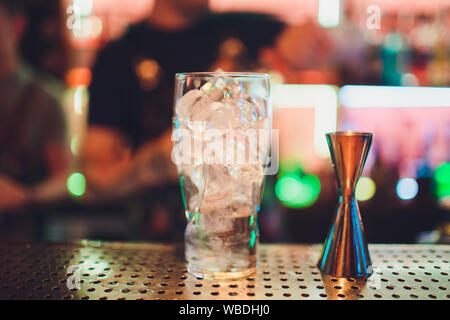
[{"left": 172, "top": 72, "right": 271, "bottom": 280}]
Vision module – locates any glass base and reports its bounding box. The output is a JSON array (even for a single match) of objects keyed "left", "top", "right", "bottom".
[{"left": 187, "top": 263, "right": 256, "bottom": 280}]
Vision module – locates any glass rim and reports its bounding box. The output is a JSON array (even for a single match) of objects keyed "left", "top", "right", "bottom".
[
  {"left": 175, "top": 71, "right": 270, "bottom": 80},
  {"left": 326, "top": 131, "right": 373, "bottom": 136}
]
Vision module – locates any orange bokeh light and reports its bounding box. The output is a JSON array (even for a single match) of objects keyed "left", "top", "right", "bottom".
[{"left": 65, "top": 67, "right": 92, "bottom": 87}]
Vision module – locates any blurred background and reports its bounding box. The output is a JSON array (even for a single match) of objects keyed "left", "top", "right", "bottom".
[{"left": 0, "top": 0, "right": 449, "bottom": 244}]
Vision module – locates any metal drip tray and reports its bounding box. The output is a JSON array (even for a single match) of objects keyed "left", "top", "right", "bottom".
[{"left": 0, "top": 242, "right": 448, "bottom": 300}]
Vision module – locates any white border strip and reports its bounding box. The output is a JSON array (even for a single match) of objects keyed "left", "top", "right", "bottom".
[
  {"left": 272, "top": 84, "right": 338, "bottom": 158},
  {"left": 340, "top": 85, "right": 450, "bottom": 108}
]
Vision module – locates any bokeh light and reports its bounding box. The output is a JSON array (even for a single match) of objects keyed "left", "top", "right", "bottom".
[
  {"left": 72, "top": 14, "right": 102, "bottom": 39},
  {"left": 89, "top": 16, "right": 103, "bottom": 38},
  {"left": 434, "top": 162, "right": 450, "bottom": 185},
  {"left": 67, "top": 172, "right": 86, "bottom": 197},
  {"left": 66, "top": 68, "right": 92, "bottom": 87},
  {"left": 435, "top": 162, "right": 450, "bottom": 200},
  {"left": 437, "top": 183, "right": 450, "bottom": 200},
  {"left": 70, "top": 136, "right": 79, "bottom": 155},
  {"left": 275, "top": 174, "right": 302, "bottom": 202},
  {"left": 74, "top": 86, "right": 89, "bottom": 115},
  {"left": 73, "top": 0, "right": 93, "bottom": 17},
  {"left": 355, "top": 177, "right": 376, "bottom": 201},
  {"left": 318, "top": 0, "right": 340, "bottom": 28},
  {"left": 396, "top": 178, "right": 419, "bottom": 200},
  {"left": 72, "top": 17, "right": 92, "bottom": 39},
  {"left": 275, "top": 174, "right": 321, "bottom": 208}
]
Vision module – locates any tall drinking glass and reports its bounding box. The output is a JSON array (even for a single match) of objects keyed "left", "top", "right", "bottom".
[{"left": 172, "top": 72, "right": 271, "bottom": 280}]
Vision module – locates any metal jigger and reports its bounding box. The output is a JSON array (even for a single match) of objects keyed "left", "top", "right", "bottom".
[{"left": 317, "top": 131, "right": 373, "bottom": 278}]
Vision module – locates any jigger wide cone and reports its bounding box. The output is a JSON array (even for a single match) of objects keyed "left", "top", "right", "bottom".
[{"left": 318, "top": 132, "right": 373, "bottom": 278}]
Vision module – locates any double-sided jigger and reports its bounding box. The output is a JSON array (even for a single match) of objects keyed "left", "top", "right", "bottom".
[{"left": 318, "top": 131, "right": 373, "bottom": 278}]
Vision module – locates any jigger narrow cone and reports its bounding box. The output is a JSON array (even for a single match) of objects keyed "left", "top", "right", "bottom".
[{"left": 318, "top": 132, "right": 373, "bottom": 278}]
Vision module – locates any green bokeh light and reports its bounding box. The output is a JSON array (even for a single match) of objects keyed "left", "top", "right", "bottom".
[
  {"left": 435, "top": 162, "right": 450, "bottom": 199},
  {"left": 437, "top": 182, "right": 450, "bottom": 199},
  {"left": 67, "top": 172, "right": 86, "bottom": 197},
  {"left": 355, "top": 177, "right": 376, "bottom": 201},
  {"left": 275, "top": 174, "right": 302, "bottom": 202},
  {"left": 435, "top": 162, "right": 450, "bottom": 185},
  {"left": 275, "top": 174, "right": 321, "bottom": 208}
]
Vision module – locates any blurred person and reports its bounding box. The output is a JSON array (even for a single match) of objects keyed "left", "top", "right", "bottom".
[
  {"left": 84, "top": 0, "right": 286, "bottom": 240},
  {"left": 85, "top": 1, "right": 338, "bottom": 194},
  {"left": 0, "top": 0, "right": 68, "bottom": 237},
  {"left": 18, "top": 0, "right": 69, "bottom": 106},
  {"left": 20, "top": 0, "right": 69, "bottom": 81},
  {"left": 258, "top": 20, "right": 335, "bottom": 84}
]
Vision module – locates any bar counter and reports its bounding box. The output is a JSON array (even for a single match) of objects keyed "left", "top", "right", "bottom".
[{"left": 0, "top": 242, "right": 448, "bottom": 300}]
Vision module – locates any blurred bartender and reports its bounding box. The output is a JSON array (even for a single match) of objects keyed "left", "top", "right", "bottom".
[
  {"left": 84, "top": 0, "right": 284, "bottom": 240},
  {"left": 0, "top": 0, "right": 68, "bottom": 236}
]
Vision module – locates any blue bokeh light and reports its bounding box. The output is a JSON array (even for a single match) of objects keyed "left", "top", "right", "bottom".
[{"left": 396, "top": 178, "right": 419, "bottom": 200}]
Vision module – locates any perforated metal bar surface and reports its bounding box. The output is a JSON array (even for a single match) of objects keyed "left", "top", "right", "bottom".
[{"left": 0, "top": 242, "right": 448, "bottom": 300}]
